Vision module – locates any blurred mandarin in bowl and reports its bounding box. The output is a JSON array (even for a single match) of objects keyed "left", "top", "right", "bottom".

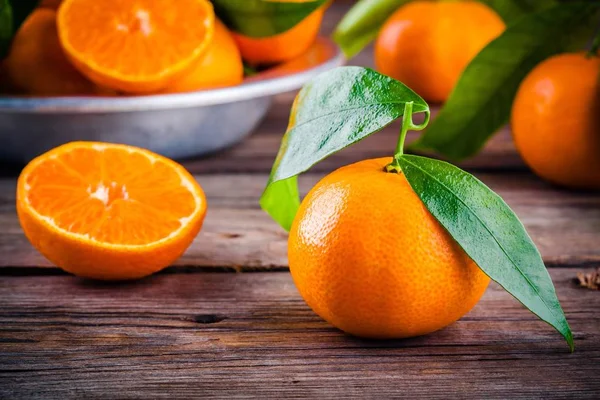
[
  {"left": 164, "top": 19, "right": 243, "bottom": 93},
  {"left": 232, "top": 0, "right": 328, "bottom": 66},
  {"left": 3, "top": 8, "right": 109, "bottom": 96}
]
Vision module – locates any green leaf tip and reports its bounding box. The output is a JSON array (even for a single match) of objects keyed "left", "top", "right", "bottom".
[
  {"left": 0, "top": 0, "right": 13, "bottom": 59},
  {"left": 397, "top": 154, "right": 573, "bottom": 350},
  {"left": 260, "top": 66, "right": 428, "bottom": 231},
  {"left": 1, "top": 0, "right": 40, "bottom": 60}
]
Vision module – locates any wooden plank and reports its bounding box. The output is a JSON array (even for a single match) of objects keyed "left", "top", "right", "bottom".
[
  {"left": 0, "top": 96, "right": 525, "bottom": 178},
  {"left": 1, "top": 172, "right": 599, "bottom": 270},
  {"left": 0, "top": 269, "right": 598, "bottom": 399},
  {"left": 181, "top": 98, "right": 525, "bottom": 175}
]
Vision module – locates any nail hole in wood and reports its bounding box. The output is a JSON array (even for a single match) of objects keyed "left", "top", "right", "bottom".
[
  {"left": 221, "top": 233, "right": 242, "bottom": 239},
  {"left": 193, "top": 314, "right": 227, "bottom": 324}
]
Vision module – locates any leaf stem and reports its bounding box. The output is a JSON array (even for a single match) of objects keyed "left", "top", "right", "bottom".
[{"left": 386, "top": 102, "right": 430, "bottom": 173}]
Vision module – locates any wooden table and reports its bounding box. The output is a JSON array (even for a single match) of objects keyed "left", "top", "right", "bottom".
[{"left": 2, "top": 4, "right": 600, "bottom": 399}]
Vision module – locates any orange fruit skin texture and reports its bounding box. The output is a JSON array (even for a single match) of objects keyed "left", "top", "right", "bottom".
[
  {"left": 375, "top": 1, "right": 505, "bottom": 103},
  {"left": 17, "top": 142, "right": 207, "bottom": 281},
  {"left": 57, "top": 0, "right": 215, "bottom": 94},
  {"left": 233, "top": 4, "right": 326, "bottom": 66},
  {"left": 511, "top": 53, "right": 600, "bottom": 190},
  {"left": 3, "top": 9, "right": 106, "bottom": 96},
  {"left": 289, "top": 158, "right": 490, "bottom": 339},
  {"left": 164, "top": 19, "right": 243, "bottom": 93}
]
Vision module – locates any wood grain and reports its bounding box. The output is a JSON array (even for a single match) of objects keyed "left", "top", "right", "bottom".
[
  {"left": 0, "top": 269, "right": 598, "bottom": 399},
  {"left": 0, "top": 95, "right": 525, "bottom": 178},
  {"left": 1, "top": 172, "right": 599, "bottom": 271},
  {"left": 0, "top": 3, "right": 598, "bottom": 398},
  {"left": 181, "top": 98, "right": 526, "bottom": 175}
]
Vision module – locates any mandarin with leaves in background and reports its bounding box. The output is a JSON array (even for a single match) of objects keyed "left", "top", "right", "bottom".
[
  {"left": 261, "top": 67, "right": 572, "bottom": 349},
  {"left": 375, "top": 0, "right": 505, "bottom": 103},
  {"left": 400, "top": 1, "right": 600, "bottom": 163},
  {"left": 511, "top": 52, "right": 600, "bottom": 189}
]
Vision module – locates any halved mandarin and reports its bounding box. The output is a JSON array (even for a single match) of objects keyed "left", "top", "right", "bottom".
[
  {"left": 57, "top": 0, "right": 215, "bottom": 93},
  {"left": 17, "top": 142, "right": 207, "bottom": 280}
]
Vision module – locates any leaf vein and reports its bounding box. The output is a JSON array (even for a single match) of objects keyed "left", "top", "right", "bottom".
[
  {"left": 401, "top": 157, "right": 553, "bottom": 317},
  {"left": 290, "top": 101, "right": 427, "bottom": 132}
]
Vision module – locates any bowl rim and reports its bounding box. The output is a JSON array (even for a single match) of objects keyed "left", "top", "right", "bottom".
[{"left": 0, "top": 37, "right": 344, "bottom": 114}]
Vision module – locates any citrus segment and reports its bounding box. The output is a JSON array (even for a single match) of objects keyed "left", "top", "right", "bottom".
[
  {"left": 17, "top": 142, "right": 207, "bottom": 280},
  {"left": 289, "top": 158, "right": 489, "bottom": 339},
  {"left": 57, "top": 0, "right": 215, "bottom": 93}
]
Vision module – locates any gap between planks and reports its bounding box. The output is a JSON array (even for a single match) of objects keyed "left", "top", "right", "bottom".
[
  {"left": 0, "top": 269, "right": 598, "bottom": 399},
  {"left": 0, "top": 172, "right": 599, "bottom": 271}
]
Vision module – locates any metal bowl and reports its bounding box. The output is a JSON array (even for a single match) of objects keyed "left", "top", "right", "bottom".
[{"left": 0, "top": 37, "right": 344, "bottom": 162}]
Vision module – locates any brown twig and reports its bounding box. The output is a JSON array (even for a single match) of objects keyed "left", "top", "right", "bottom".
[{"left": 575, "top": 268, "right": 600, "bottom": 290}]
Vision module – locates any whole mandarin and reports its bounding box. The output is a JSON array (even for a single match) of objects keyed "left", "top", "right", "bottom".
[
  {"left": 512, "top": 52, "right": 600, "bottom": 189},
  {"left": 375, "top": 1, "right": 505, "bottom": 103},
  {"left": 289, "top": 158, "right": 489, "bottom": 339},
  {"left": 164, "top": 19, "right": 243, "bottom": 92},
  {"left": 3, "top": 9, "right": 106, "bottom": 96}
]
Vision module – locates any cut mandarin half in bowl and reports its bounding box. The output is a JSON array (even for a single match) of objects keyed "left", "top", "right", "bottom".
[
  {"left": 56, "top": 0, "right": 215, "bottom": 93},
  {"left": 17, "top": 142, "right": 207, "bottom": 280}
]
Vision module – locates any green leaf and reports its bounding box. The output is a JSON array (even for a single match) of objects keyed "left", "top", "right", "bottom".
[
  {"left": 211, "top": 0, "right": 327, "bottom": 38},
  {"left": 260, "top": 66, "right": 428, "bottom": 231},
  {"left": 410, "top": 1, "right": 600, "bottom": 161},
  {"left": 0, "top": 0, "right": 39, "bottom": 60},
  {"left": 243, "top": 63, "right": 259, "bottom": 77},
  {"left": 484, "top": 0, "right": 556, "bottom": 23},
  {"left": 332, "top": 0, "right": 556, "bottom": 60},
  {"left": 10, "top": 0, "right": 38, "bottom": 32},
  {"left": 332, "top": 0, "right": 410, "bottom": 59},
  {"left": 0, "top": 0, "right": 13, "bottom": 58},
  {"left": 398, "top": 154, "right": 573, "bottom": 350}
]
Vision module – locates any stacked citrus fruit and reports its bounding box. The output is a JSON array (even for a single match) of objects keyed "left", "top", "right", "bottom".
[{"left": 1, "top": 0, "right": 327, "bottom": 96}]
